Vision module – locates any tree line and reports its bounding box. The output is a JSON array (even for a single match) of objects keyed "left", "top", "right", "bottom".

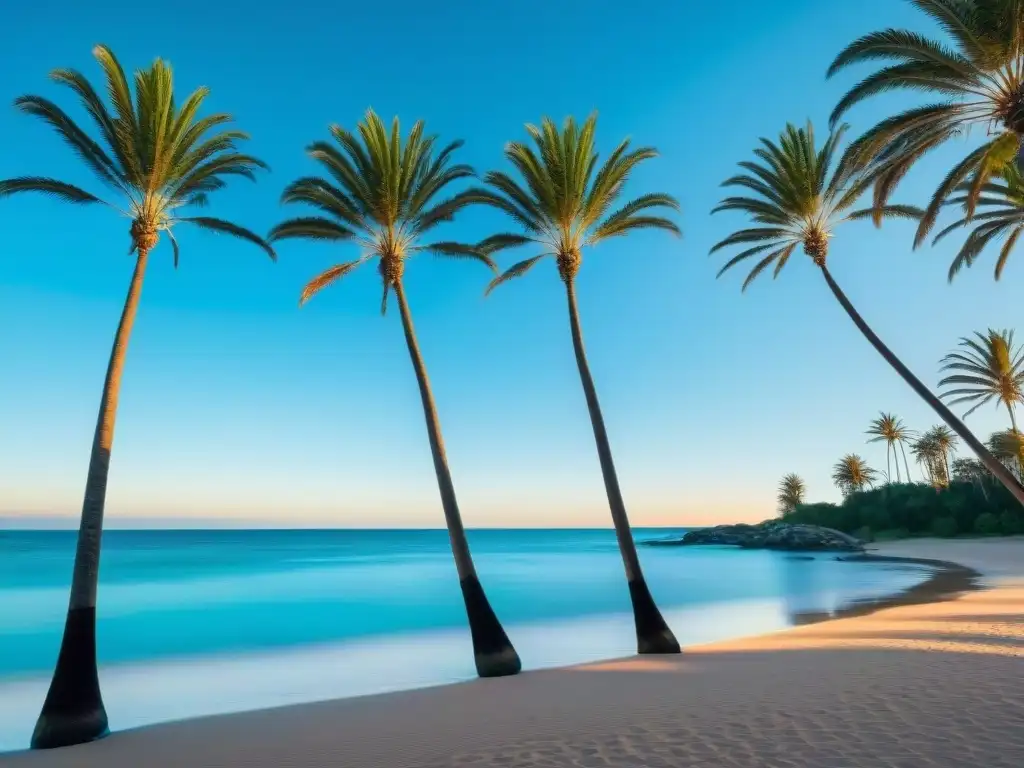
[{"left": 5, "top": 0, "right": 1024, "bottom": 751}]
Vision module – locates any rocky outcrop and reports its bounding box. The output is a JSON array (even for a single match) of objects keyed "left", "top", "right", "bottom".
[{"left": 647, "top": 521, "right": 866, "bottom": 552}]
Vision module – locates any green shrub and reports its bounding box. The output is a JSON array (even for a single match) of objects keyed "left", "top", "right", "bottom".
[
  {"left": 999, "top": 510, "right": 1023, "bottom": 535},
  {"left": 974, "top": 512, "right": 1001, "bottom": 535},
  {"left": 930, "top": 516, "right": 958, "bottom": 538},
  {"left": 852, "top": 525, "right": 874, "bottom": 543}
]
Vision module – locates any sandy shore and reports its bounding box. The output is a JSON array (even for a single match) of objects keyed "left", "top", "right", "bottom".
[{"left": 2, "top": 538, "right": 1023, "bottom": 767}]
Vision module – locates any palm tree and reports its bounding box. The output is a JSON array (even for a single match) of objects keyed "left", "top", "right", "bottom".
[
  {"left": 832, "top": 454, "right": 879, "bottom": 496},
  {"left": 866, "top": 412, "right": 915, "bottom": 483},
  {"left": 923, "top": 425, "right": 959, "bottom": 487},
  {"left": 952, "top": 455, "right": 991, "bottom": 497},
  {"left": 777, "top": 473, "right": 806, "bottom": 515},
  {"left": 933, "top": 166, "right": 1024, "bottom": 281},
  {"left": 472, "top": 114, "right": 682, "bottom": 655},
  {"left": 268, "top": 110, "right": 520, "bottom": 679},
  {"left": 711, "top": 121, "right": 1024, "bottom": 508},
  {"left": 0, "top": 46, "right": 272, "bottom": 750},
  {"left": 989, "top": 429, "right": 1024, "bottom": 480},
  {"left": 828, "top": 0, "right": 1024, "bottom": 247},
  {"left": 940, "top": 329, "right": 1024, "bottom": 430},
  {"left": 911, "top": 433, "right": 944, "bottom": 487}
]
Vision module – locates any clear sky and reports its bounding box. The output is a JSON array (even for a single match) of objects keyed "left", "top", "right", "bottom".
[{"left": 0, "top": 0, "right": 1017, "bottom": 528}]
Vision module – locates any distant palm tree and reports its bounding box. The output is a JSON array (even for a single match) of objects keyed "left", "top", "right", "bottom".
[
  {"left": 911, "top": 433, "right": 943, "bottom": 488},
  {"left": 828, "top": 0, "right": 1024, "bottom": 247},
  {"left": 921, "top": 425, "right": 959, "bottom": 488},
  {"left": 268, "top": 110, "right": 520, "bottom": 679},
  {"left": 939, "top": 329, "right": 1024, "bottom": 430},
  {"left": 0, "top": 46, "right": 272, "bottom": 750},
  {"left": 832, "top": 454, "right": 879, "bottom": 497},
  {"left": 952, "top": 456, "right": 991, "bottom": 498},
  {"left": 710, "top": 120, "right": 1024, "bottom": 507},
  {"left": 933, "top": 167, "right": 1024, "bottom": 281},
  {"left": 866, "top": 412, "right": 915, "bottom": 483},
  {"left": 473, "top": 114, "right": 683, "bottom": 655},
  {"left": 777, "top": 474, "right": 806, "bottom": 515},
  {"left": 988, "top": 429, "right": 1024, "bottom": 481}
]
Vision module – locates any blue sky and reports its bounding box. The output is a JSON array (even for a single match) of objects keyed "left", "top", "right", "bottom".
[{"left": 0, "top": 0, "right": 1017, "bottom": 528}]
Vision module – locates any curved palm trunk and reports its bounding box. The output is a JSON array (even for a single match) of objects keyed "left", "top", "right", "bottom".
[
  {"left": 820, "top": 265, "right": 1024, "bottom": 507},
  {"left": 564, "top": 280, "right": 680, "bottom": 655},
  {"left": 32, "top": 249, "right": 150, "bottom": 750},
  {"left": 885, "top": 445, "right": 892, "bottom": 485},
  {"left": 392, "top": 280, "right": 520, "bottom": 678},
  {"left": 1008, "top": 404, "right": 1019, "bottom": 433}
]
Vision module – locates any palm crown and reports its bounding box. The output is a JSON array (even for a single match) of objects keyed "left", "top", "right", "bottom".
[
  {"left": 0, "top": 45, "right": 273, "bottom": 262},
  {"left": 711, "top": 122, "right": 920, "bottom": 289},
  {"left": 471, "top": 114, "right": 680, "bottom": 292},
  {"left": 268, "top": 109, "right": 494, "bottom": 311},
  {"left": 829, "top": 0, "right": 1024, "bottom": 245},
  {"left": 934, "top": 166, "right": 1024, "bottom": 280},
  {"left": 832, "top": 454, "right": 879, "bottom": 494},
  {"left": 939, "top": 329, "right": 1024, "bottom": 422},
  {"left": 866, "top": 412, "right": 915, "bottom": 445}
]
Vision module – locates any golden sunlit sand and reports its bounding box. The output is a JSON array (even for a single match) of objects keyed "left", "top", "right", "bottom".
[{"left": 3, "top": 538, "right": 1023, "bottom": 767}]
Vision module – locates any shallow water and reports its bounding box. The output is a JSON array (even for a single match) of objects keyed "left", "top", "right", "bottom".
[{"left": 0, "top": 528, "right": 931, "bottom": 750}]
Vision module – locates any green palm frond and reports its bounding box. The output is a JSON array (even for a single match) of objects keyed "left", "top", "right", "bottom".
[
  {"left": 270, "top": 109, "right": 485, "bottom": 307},
  {"left": 831, "top": 454, "right": 879, "bottom": 495},
  {"left": 829, "top": 1, "right": 1024, "bottom": 244},
  {"left": 711, "top": 121, "right": 914, "bottom": 289},
  {"left": 1, "top": 45, "right": 270, "bottom": 261},
  {"left": 484, "top": 254, "right": 552, "bottom": 295},
  {"left": 866, "top": 412, "right": 916, "bottom": 443},
  {"left": 777, "top": 473, "right": 806, "bottom": 515},
  {"left": 938, "top": 165, "right": 1024, "bottom": 280},
  {"left": 473, "top": 114, "right": 680, "bottom": 290},
  {"left": 988, "top": 428, "right": 1024, "bottom": 476},
  {"left": 940, "top": 328, "right": 1024, "bottom": 420}
]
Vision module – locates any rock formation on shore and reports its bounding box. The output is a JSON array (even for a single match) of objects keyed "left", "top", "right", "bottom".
[{"left": 647, "top": 521, "right": 866, "bottom": 552}]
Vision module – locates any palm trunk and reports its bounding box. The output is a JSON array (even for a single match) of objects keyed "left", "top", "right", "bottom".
[
  {"left": 886, "top": 446, "right": 892, "bottom": 485},
  {"left": 820, "top": 264, "right": 1024, "bottom": 507},
  {"left": 899, "top": 441, "right": 912, "bottom": 483},
  {"left": 1008, "top": 404, "right": 1019, "bottom": 434},
  {"left": 564, "top": 280, "right": 679, "bottom": 654},
  {"left": 892, "top": 442, "right": 901, "bottom": 483},
  {"left": 32, "top": 249, "right": 150, "bottom": 750},
  {"left": 392, "top": 280, "right": 520, "bottom": 678}
]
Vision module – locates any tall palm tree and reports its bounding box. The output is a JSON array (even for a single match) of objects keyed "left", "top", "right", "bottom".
[
  {"left": 866, "top": 412, "right": 915, "bottom": 483},
  {"left": 933, "top": 166, "right": 1024, "bottom": 281},
  {"left": 828, "top": 0, "right": 1024, "bottom": 247},
  {"left": 711, "top": 121, "right": 1024, "bottom": 507},
  {"left": 777, "top": 473, "right": 807, "bottom": 515},
  {"left": 472, "top": 114, "right": 682, "bottom": 655},
  {"left": 952, "top": 455, "right": 992, "bottom": 497},
  {"left": 940, "top": 329, "right": 1024, "bottom": 430},
  {"left": 0, "top": 46, "right": 272, "bottom": 750},
  {"left": 268, "top": 110, "right": 520, "bottom": 679},
  {"left": 832, "top": 454, "right": 879, "bottom": 496}
]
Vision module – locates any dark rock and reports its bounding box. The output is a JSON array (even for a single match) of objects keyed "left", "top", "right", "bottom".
[{"left": 647, "top": 521, "right": 866, "bottom": 552}]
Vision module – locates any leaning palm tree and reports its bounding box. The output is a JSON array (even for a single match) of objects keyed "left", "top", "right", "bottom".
[
  {"left": 832, "top": 454, "right": 879, "bottom": 497},
  {"left": 940, "top": 329, "right": 1024, "bottom": 430},
  {"left": 866, "top": 412, "right": 915, "bottom": 483},
  {"left": 933, "top": 166, "right": 1024, "bottom": 281},
  {"left": 472, "top": 114, "right": 682, "bottom": 655},
  {"left": 711, "top": 120, "right": 1024, "bottom": 507},
  {"left": 828, "top": 0, "right": 1024, "bottom": 247},
  {"left": 268, "top": 110, "right": 520, "bottom": 679},
  {"left": 0, "top": 46, "right": 272, "bottom": 750},
  {"left": 777, "top": 473, "right": 806, "bottom": 515}
]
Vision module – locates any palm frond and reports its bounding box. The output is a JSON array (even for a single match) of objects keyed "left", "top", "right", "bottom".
[
  {"left": 484, "top": 254, "right": 551, "bottom": 296},
  {"left": 0, "top": 176, "right": 105, "bottom": 205},
  {"left": 177, "top": 216, "right": 275, "bottom": 259},
  {"left": 299, "top": 259, "right": 368, "bottom": 305}
]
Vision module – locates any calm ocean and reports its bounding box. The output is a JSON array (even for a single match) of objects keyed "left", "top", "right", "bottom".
[{"left": 0, "top": 528, "right": 930, "bottom": 750}]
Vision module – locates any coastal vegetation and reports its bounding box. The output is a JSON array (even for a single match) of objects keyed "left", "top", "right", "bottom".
[{"left": 6, "top": 0, "right": 1024, "bottom": 751}]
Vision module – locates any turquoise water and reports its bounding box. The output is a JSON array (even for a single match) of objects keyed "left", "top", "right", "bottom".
[{"left": 0, "top": 528, "right": 931, "bottom": 750}]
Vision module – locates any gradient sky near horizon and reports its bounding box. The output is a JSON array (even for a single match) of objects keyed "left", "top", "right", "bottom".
[{"left": 0, "top": 0, "right": 1018, "bottom": 529}]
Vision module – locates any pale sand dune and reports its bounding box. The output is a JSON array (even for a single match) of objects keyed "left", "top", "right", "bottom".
[{"left": 2, "top": 539, "right": 1023, "bottom": 767}]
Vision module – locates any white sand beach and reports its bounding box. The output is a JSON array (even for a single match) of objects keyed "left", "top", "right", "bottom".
[{"left": 1, "top": 538, "right": 1022, "bottom": 768}]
